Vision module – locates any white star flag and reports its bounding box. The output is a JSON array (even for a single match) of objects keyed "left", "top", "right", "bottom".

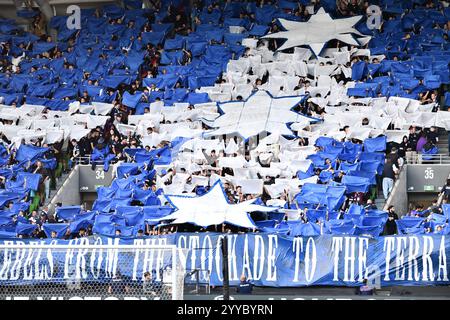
[
  {"left": 162, "top": 181, "right": 278, "bottom": 229},
  {"left": 205, "top": 90, "right": 310, "bottom": 140},
  {"left": 262, "top": 8, "right": 368, "bottom": 56}
]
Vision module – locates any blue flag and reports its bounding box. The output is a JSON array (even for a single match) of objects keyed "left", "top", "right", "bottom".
[
  {"left": 16, "top": 172, "right": 41, "bottom": 191},
  {"left": 56, "top": 206, "right": 82, "bottom": 221},
  {"left": 363, "top": 136, "right": 387, "bottom": 152},
  {"left": 122, "top": 91, "right": 143, "bottom": 108},
  {"left": 15, "top": 223, "right": 38, "bottom": 236},
  {"left": 351, "top": 61, "right": 368, "bottom": 81},
  {"left": 15, "top": 145, "right": 49, "bottom": 163},
  {"left": 42, "top": 223, "right": 70, "bottom": 238}
]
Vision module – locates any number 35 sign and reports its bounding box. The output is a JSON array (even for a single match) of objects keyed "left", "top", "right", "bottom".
[
  {"left": 424, "top": 167, "right": 434, "bottom": 180},
  {"left": 407, "top": 165, "right": 450, "bottom": 193}
]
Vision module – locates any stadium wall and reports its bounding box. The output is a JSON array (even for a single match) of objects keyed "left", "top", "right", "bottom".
[
  {"left": 48, "top": 165, "right": 81, "bottom": 214},
  {"left": 384, "top": 165, "right": 408, "bottom": 217}
]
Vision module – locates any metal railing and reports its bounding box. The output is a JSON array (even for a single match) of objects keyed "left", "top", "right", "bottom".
[
  {"left": 72, "top": 154, "right": 133, "bottom": 166},
  {"left": 72, "top": 155, "right": 95, "bottom": 166},
  {"left": 406, "top": 153, "right": 450, "bottom": 164},
  {"left": 47, "top": 165, "right": 80, "bottom": 215},
  {"left": 184, "top": 269, "right": 211, "bottom": 295},
  {"left": 383, "top": 163, "right": 406, "bottom": 212}
]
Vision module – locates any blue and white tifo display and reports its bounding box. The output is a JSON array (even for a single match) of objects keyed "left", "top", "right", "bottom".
[
  {"left": 0, "top": 0, "right": 450, "bottom": 292},
  {"left": 0, "top": 234, "right": 449, "bottom": 287}
]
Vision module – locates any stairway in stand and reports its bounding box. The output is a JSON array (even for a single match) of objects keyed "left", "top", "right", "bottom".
[
  {"left": 374, "top": 188, "right": 387, "bottom": 211},
  {"left": 43, "top": 171, "right": 71, "bottom": 208}
]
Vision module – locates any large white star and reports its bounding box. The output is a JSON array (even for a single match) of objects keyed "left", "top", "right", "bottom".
[
  {"left": 162, "top": 180, "right": 278, "bottom": 229},
  {"left": 262, "top": 7, "right": 368, "bottom": 56},
  {"left": 205, "top": 90, "right": 309, "bottom": 140}
]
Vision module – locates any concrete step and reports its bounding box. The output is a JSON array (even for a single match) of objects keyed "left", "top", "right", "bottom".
[
  {"left": 375, "top": 198, "right": 386, "bottom": 210},
  {"left": 44, "top": 172, "right": 71, "bottom": 207}
]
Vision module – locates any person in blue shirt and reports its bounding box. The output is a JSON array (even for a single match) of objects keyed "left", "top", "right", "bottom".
[{"left": 236, "top": 274, "right": 253, "bottom": 294}]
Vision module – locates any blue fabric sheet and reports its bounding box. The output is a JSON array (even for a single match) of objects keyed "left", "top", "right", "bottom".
[
  {"left": 351, "top": 61, "right": 368, "bottom": 81},
  {"left": 122, "top": 91, "right": 143, "bottom": 108},
  {"left": 341, "top": 175, "right": 371, "bottom": 193},
  {"left": 16, "top": 172, "right": 41, "bottom": 191},
  {"left": 56, "top": 206, "right": 82, "bottom": 221},
  {"left": 16, "top": 223, "right": 38, "bottom": 236},
  {"left": 15, "top": 145, "right": 49, "bottom": 163},
  {"left": 289, "top": 222, "right": 322, "bottom": 236},
  {"left": 42, "top": 223, "right": 69, "bottom": 238}
]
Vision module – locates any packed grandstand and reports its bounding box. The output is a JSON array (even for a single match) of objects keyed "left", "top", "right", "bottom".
[{"left": 0, "top": 0, "right": 449, "bottom": 294}]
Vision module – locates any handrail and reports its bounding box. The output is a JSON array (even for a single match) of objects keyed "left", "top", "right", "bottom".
[
  {"left": 404, "top": 152, "right": 449, "bottom": 208},
  {"left": 73, "top": 154, "right": 131, "bottom": 165},
  {"left": 383, "top": 163, "right": 406, "bottom": 212},
  {"left": 47, "top": 165, "right": 80, "bottom": 214},
  {"left": 408, "top": 153, "right": 450, "bottom": 164},
  {"left": 73, "top": 155, "right": 94, "bottom": 165},
  {"left": 437, "top": 188, "right": 446, "bottom": 207},
  {"left": 184, "top": 269, "right": 211, "bottom": 295}
]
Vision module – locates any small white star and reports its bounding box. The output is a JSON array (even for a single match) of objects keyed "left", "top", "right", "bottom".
[
  {"left": 262, "top": 8, "right": 368, "bottom": 56},
  {"left": 163, "top": 180, "right": 277, "bottom": 229}
]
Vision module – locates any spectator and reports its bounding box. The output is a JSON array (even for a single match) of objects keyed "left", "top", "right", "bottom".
[
  {"left": 416, "top": 131, "right": 428, "bottom": 153},
  {"left": 143, "top": 271, "right": 162, "bottom": 298},
  {"left": 32, "top": 160, "right": 51, "bottom": 203},
  {"left": 407, "top": 126, "right": 419, "bottom": 151},
  {"left": 74, "top": 228, "right": 87, "bottom": 238},
  {"left": 357, "top": 278, "right": 375, "bottom": 295},
  {"left": 426, "top": 126, "right": 439, "bottom": 145},
  {"left": 31, "top": 13, "right": 47, "bottom": 37},
  {"left": 69, "top": 139, "right": 80, "bottom": 168},
  {"left": 29, "top": 210, "right": 41, "bottom": 225},
  {"left": 40, "top": 206, "right": 50, "bottom": 219},
  {"left": 408, "top": 203, "right": 420, "bottom": 217},
  {"left": 381, "top": 157, "right": 397, "bottom": 200},
  {"left": 415, "top": 204, "right": 426, "bottom": 217},
  {"left": 63, "top": 228, "right": 72, "bottom": 240},
  {"left": 398, "top": 136, "right": 408, "bottom": 159},
  {"left": 346, "top": 0, "right": 363, "bottom": 15},
  {"left": 364, "top": 199, "right": 377, "bottom": 211},
  {"left": 428, "top": 199, "right": 441, "bottom": 214},
  {"left": 383, "top": 205, "right": 399, "bottom": 235},
  {"left": 435, "top": 225, "right": 444, "bottom": 234},
  {"left": 236, "top": 274, "right": 253, "bottom": 294},
  {"left": 440, "top": 179, "right": 450, "bottom": 202}
]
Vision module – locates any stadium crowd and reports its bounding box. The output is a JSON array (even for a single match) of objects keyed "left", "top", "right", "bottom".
[{"left": 0, "top": 0, "right": 449, "bottom": 240}]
